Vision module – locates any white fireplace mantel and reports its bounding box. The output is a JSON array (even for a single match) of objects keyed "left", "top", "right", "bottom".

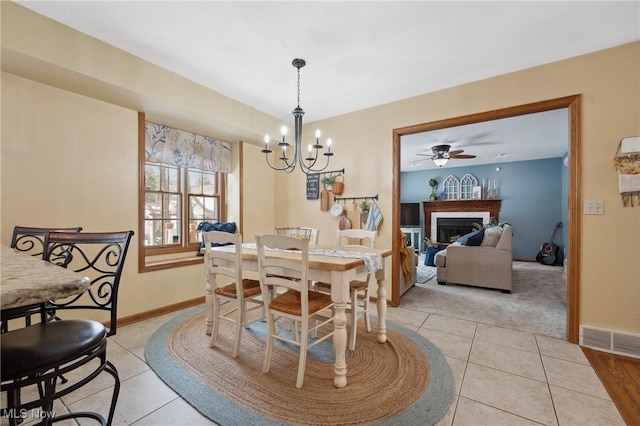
[{"left": 431, "top": 211, "right": 490, "bottom": 241}]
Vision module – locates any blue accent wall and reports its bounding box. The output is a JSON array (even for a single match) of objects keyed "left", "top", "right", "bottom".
[{"left": 401, "top": 158, "right": 565, "bottom": 260}]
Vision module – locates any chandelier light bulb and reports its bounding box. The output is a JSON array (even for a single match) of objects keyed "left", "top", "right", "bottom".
[
  {"left": 264, "top": 135, "right": 270, "bottom": 144},
  {"left": 315, "top": 129, "right": 321, "bottom": 138},
  {"left": 281, "top": 126, "right": 287, "bottom": 136}
]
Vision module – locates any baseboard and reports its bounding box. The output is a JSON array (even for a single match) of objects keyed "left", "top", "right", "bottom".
[
  {"left": 580, "top": 325, "right": 640, "bottom": 359},
  {"left": 113, "top": 296, "right": 205, "bottom": 329}
]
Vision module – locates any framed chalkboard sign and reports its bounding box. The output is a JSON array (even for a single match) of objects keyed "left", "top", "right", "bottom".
[{"left": 306, "top": 173, "right": 319, "bottom": 199}]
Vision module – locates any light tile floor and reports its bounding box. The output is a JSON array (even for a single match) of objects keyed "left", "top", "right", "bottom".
[{"left": 5, "top": 304, "right": 626, "bottom": 426}]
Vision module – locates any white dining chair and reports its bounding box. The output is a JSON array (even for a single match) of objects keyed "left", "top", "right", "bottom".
[
  {"left": 299, "top": 227, "right": 319, "bottom": 244},
  {"left": 204, "top": 231, "right": 264, "bottom": 358},
  {"left": 256, "top": 234, "right": 335, "bottom": 388},
  {"left": 336, "top": 229, "right": 377, "bottom": 351}
]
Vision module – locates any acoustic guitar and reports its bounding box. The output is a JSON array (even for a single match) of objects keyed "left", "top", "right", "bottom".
[{"left": 536, "top": 221, "right": 562, "bottom": 265}]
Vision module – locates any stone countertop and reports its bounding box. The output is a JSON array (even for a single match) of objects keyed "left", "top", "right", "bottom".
[{"left": 1, "top": 245, "right": 90, "bottom": 310}]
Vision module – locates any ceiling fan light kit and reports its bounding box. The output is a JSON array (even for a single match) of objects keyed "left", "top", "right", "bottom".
[
  {"left": 415, "top": 144, "right": 477, "bottom": 168},
  {"left": 433, "top": 157, "right": 449, "bottom": 167}
]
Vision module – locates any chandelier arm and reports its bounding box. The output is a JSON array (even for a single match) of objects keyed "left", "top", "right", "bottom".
[
  {"left": 264, "top": 151, "right": 296, "bottom": 172},
  {"left": 299, "top": 153, "right": 331, "bottom": 174}
]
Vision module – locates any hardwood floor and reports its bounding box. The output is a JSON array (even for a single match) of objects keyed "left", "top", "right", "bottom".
[{"left": 583, "top": 347, "right": 640, "bottom": 425}]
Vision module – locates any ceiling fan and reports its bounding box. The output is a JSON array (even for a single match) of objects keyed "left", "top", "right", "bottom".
[{"left": 415, "top": 144, "right": 477, "bottom": 167}]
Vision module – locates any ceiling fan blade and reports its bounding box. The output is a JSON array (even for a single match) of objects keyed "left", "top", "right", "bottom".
[
  {"left": 415, "top": 153, "right": 435, "bottom": 158},
  {"left": 450, "top": 154, "right": 476, "bottom": 159},
  {"left": 448, "top": 150, "right": 464, "bottom": 156}
]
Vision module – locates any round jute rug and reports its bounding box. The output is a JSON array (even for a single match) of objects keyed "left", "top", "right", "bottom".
[{"left": 145, "top": 306, "right": 455, "bottom": 426}]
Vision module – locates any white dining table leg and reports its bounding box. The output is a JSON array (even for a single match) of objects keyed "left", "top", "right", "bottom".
[
  {"left": 375, "top": 268, "right": 388, "bottom": 343},
  {"left": 331, "top": 270, "right": 350, "bottom": 388},
  {"left": 332, "top": 300, "right": 348, "bottom": 388}
]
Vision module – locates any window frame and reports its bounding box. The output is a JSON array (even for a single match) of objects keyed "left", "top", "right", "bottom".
[{"left": 138, "top": 112, "right": 226, "bottom": 272}]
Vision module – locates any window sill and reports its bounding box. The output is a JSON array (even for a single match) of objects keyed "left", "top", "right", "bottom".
[{"left": 140, "top": 255, "right": 203, "bottom": 273}]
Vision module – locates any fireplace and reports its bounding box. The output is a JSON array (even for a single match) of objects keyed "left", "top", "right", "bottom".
[
  {"left": 437, "top": 217, "right": 485, "bottom": 243},
  {"left": 423, "top": 199, "right": 501, "bottom": 243}
]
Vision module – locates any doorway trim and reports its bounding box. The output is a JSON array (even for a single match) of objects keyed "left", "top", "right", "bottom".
[{"left": 391, "top": 95, "right": 581, "bottom": 343}]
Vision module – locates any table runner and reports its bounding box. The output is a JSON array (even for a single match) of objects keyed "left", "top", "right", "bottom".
[{"left": 242, "top": 243, "right": 383, "bottom": 274}]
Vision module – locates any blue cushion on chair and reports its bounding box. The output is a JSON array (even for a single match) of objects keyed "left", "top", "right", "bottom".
[
  {"left": 457, "top": 228, "right": 485, "bottom": 246},
  {"left": 197, "top": 222, "right": 237, "bottom": 255}
]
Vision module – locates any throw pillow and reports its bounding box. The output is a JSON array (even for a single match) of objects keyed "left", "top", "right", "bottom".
[
  {"left": 458, "top": 228, "right": 485, "bottom": 246},
  {"left": 481, "top": 226, "right": 503, "bottom": 247}
]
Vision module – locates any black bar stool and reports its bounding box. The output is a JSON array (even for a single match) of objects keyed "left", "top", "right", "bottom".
[{"left": 1, "top": 319, "right": 119, "bottom": 425}]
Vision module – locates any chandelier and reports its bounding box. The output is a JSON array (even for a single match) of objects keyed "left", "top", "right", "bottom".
[{"left": 261, "top": 58, "right": 334, "bottom": 174}]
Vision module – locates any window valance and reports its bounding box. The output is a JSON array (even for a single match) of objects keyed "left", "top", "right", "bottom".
[{"left": 145, "top": 121, "right": 231, "bottom": 173}]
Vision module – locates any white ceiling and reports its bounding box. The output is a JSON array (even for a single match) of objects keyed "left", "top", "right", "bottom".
[
  {"left": 14, "top": 1, "right": 639, "bottom": 170},
  {"left": 400, "top": 108, "right": 569, "bottom": 171}
]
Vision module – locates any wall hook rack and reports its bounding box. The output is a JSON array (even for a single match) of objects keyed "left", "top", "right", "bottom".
[
  {"left": 333, "top": 194, "right": 378, "bottom": 203},
  {"left": 309, "top": 168, "right": 345, "bottom": 177}
]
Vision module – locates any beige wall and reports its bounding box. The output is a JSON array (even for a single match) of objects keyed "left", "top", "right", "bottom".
[{"left": 2, "top": 3, "right": 639, "bottom": 335}]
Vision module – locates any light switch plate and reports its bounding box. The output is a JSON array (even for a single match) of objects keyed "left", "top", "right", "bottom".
[{"left": 584, "top": 200, "right": 604, "bottom": 215}]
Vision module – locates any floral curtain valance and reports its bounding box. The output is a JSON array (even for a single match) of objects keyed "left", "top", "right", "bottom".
[{"left": 145, "top": 121, "right": 231, "bottom": 173}]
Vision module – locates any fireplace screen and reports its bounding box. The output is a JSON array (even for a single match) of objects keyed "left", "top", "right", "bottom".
[{"left": 437, "top": 217, "right": 483, "bottom": 243}]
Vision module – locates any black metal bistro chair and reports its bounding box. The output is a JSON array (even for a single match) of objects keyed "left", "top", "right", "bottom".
[
  {"left": 0, "top": 230, "right": 134, "bottom": 426},
  {"left": 1, "top": 226, "right": 83, "bottom": 333}
]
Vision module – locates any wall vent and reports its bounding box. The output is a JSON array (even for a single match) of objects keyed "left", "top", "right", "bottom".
[{"left": 580, "top": 325, "right": 640, "bottom": 359}]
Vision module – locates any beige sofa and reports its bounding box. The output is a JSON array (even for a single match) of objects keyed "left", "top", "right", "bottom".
[{"left": 434, "top": 225, "right": 513, "bottom": 293}]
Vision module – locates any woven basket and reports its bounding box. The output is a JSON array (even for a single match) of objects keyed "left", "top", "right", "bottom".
[{"left": 332, "top": 175, "right": 345, "bottom": 195}]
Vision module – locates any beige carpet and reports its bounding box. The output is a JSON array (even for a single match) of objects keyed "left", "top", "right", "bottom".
[
  {"left": 402, "top": 260, "right": 567, "bottom": 338},
  {"left": 145, "top": 308, "right": 456, "bottom": 425}
]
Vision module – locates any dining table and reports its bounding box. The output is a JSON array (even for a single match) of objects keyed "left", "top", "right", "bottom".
[
  {"left": 0, "top": 245, "right": 91, "bottom": 311},
  {"left": 205, "top": 242, "right": 392, "bottom": 388}
]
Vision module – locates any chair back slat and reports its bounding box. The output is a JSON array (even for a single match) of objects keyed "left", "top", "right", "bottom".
[
  {"left": 203, "top": 231, "right": 243, "bottom": 292},
  {"left": 10, "top": 226, "right": 83, "bottom": 257},
  {"left": 256, "top": 234, "right": 309, "bottom": 308},
  {"left": 43, "top": 230, "right": 134, "bottom": 336},
  {"left": 336, "top": 229, "right": 377, "bottom": 249}
]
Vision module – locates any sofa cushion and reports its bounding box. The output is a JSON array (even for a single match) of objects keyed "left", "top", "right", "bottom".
[
  {"left": 481, "top": 226, "right": 504, "bottom": 247},
  {"left": 458, "top": 228, "right": 484, "bottom": 246}
]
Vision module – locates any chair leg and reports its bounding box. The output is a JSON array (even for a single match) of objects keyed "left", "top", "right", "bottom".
[
  {"left": 296, "top": 318, "right": 309, "bottom": 389},
  {"left": 349, "top": 288, "right": 359, "bottom": 351},
  {"left": 104, "top": 360, "right": 121, "bottom": 425},
  {"left": 263, "top": 313, "right": 275, "bottom": 374},
  {"left": 363, "top": 287, "right": 371, "bottom": 333},
  {"left": 209, "top": 297, "right": 221, "bottom": 348},
  {"left": 232, "top": 303, "right": 244, "bottom": 358}
]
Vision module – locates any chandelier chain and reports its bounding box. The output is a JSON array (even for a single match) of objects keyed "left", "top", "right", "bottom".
[{"left": 297, "top": 67, "right": 301, "bottom": 108}]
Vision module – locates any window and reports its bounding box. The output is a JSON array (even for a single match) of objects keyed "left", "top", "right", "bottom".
[
  {"left": 139, "top": 113, "right": 231, "bottom": 271},
  {"left": 144, "top": 164, "right": 223, "bottom": 250}
]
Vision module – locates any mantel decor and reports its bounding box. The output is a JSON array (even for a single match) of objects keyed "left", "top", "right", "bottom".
[{"left": 261, "top": 59, "right": 334, "bottom": 175}]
